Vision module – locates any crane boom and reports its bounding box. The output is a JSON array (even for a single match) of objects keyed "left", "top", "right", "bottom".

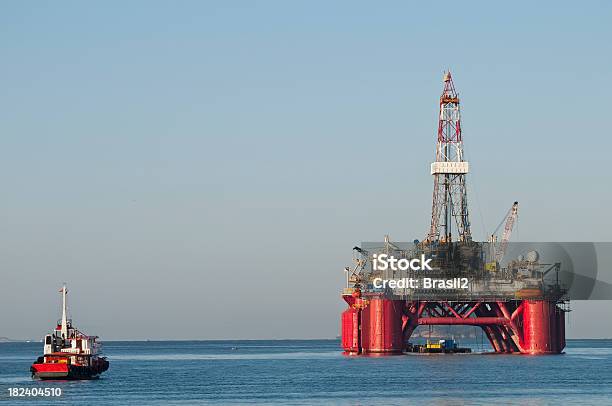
[{"left": 495, "top": 201, "right": 519, "bottom": 263}]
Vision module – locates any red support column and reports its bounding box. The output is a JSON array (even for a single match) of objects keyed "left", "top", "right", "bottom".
[
  {"left": 341, "top": 294, "right": 364, "bottom": 354},
  {"left": 361, "top": 298, "right": 404, "bottom": 354},
  {"left": 341, "top": 307, "right": 361, "bottom": 354},
  {"left": 522, "top": 300, "right": 564, "bottom": 354}
]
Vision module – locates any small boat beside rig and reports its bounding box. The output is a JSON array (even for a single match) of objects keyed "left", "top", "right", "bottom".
[
  {"left": 30, "top": 285, "right": 109, "bottom": 380},
  {"left": 406, "top": 339, "right": 471, "bottom": 354}
]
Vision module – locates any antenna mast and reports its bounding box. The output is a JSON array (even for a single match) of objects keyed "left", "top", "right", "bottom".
[{"left": 60, "top": 284, "right": 68, "bottom": 338}]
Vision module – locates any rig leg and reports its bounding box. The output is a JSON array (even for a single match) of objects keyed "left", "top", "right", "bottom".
[
  {"left": 360, "top": 298, "right": 404, "bottom": 354},
  {"left": 521, "top": 300, "right": 565, "bottom": 354},
  {"left": 341, "top": 307, "right": 361, "bottom": 354}
]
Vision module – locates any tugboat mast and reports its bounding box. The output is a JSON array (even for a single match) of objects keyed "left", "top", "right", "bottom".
[{"left": 60, "top": 284, "right": 68, "bottom": 339}]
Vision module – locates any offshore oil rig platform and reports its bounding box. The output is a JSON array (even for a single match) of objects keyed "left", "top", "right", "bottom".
[{"left": 341, "top": 72, "right": 568, "bottom": 355}]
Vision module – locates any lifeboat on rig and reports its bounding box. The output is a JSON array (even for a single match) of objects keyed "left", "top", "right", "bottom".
[{"left": 30, "top": 284, "right": 109, "bottom": 380}]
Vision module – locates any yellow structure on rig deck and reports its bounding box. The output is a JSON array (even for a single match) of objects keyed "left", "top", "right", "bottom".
[{"left": 485, "top": 261, "right": 498, "bottom": 272}]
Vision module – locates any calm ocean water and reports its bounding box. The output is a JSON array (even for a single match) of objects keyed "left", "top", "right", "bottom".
[{"left": 1, "top": 339, "right": 612, "bottom": 405}]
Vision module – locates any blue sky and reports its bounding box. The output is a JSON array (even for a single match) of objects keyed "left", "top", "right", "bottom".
[{"left": 1, "top": 1, "right": 611, "bottom": 339}]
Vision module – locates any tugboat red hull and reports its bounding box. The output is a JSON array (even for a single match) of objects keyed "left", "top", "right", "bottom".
[{"left": 31, "top": 358, "right": 109, "bottom": 380}]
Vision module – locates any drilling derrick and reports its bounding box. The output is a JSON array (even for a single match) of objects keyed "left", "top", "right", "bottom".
[{"left": 427, "top": 71, "right": 471, "bottom": 243}]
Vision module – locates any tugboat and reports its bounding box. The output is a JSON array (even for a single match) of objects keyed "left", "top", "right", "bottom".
[{"left": 30, "top": 285, "right": 109, "bottom": 380}]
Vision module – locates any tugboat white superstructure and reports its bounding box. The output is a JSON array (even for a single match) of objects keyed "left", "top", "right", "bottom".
[{"left": 30, "top": 285, "right": 109, "bottom": 380}]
